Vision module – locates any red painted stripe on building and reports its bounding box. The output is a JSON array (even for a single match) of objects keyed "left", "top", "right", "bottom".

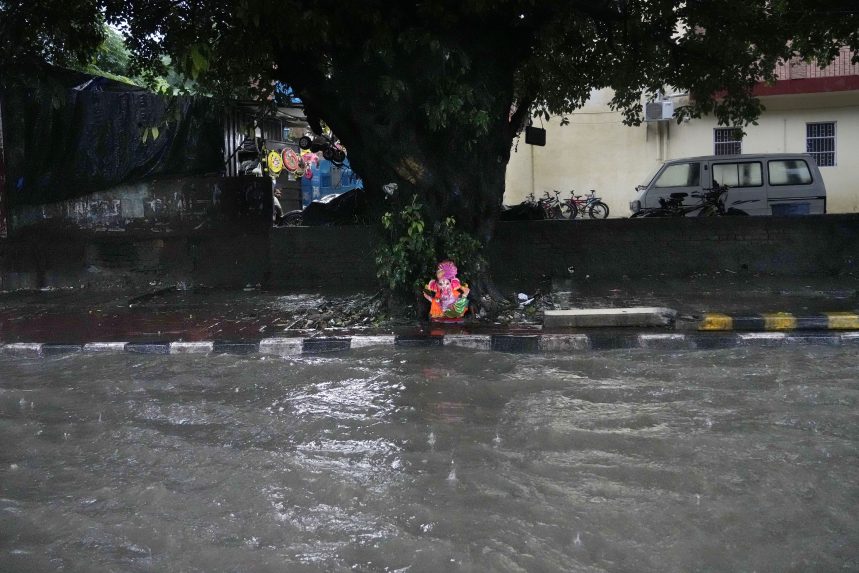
[{"left": 754, "top": 75, "right": 859, "bottom": 97}]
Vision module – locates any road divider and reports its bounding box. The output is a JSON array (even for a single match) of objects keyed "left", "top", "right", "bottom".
[
  {"left": 699, "top": 312, "right": 859, "bottom": 331},
  {"left": 1, "top": 330, "right": 856, "bottom": 358}
]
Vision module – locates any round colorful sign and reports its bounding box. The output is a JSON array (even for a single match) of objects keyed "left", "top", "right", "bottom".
[
  {"left": 267, "top": 150, "right": 283, "bottom": 174},
  {"left": 282, "top": 148, "right": 300, "bottom": 172}
]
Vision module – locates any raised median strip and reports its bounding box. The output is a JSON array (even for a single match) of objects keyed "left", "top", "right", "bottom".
[
  {"left": 2, "top": 330, "right": 858, "bottom": 358},
  {"left": 699, "top": 312, "right": 859, "bottom": 331},
  {"left": 544, "top": 307, "right": 677, "bottom": 328}
]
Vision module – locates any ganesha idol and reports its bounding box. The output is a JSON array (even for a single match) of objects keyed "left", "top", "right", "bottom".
[{"left": 423, "top": 260, "right": 470, "bottom": 322}]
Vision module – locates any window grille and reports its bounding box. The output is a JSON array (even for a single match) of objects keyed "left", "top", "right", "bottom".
[
  {"left": 714, "top": 128, "right": 742, "bottom": 155},
  {"left": 806, "top": 122, "right": 836, "bottom": 166}
]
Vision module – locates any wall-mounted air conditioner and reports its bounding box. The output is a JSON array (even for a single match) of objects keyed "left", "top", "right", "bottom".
[{"left": 644, "top": 101, "right": 675, "bottom": 122}]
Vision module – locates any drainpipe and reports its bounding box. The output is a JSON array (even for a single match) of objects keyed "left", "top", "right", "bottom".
[
  {"left": 664, "top": 119, "right": 670, "bottom": 160},
  {"left": 530, "top": 141, "right": 536, "bottom": 199}
]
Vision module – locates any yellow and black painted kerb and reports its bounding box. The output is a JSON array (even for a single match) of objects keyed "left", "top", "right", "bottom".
[{"left": 699, "top": 311, "right": 859, "bottom": 331}]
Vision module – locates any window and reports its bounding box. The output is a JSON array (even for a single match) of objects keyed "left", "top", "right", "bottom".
[
  {"left": 806, "top": 122, "right": 836, "bottom": 166},
  {"left": 768, "top": 160, "right": 813, "bottom": 186},
  {"left": 653, "top": 162, "right": 700, "bottom": 188},
  {"left": 712, "top": 162, "right": 763, "bottom": 187},
  {"left": 714, "top": 128, "right": 742, "bottom": 155}
]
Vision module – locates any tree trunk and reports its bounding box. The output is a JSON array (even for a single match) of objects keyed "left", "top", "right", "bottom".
[{"left": 279, "top": 46, "right": 531, "bottom": 317}]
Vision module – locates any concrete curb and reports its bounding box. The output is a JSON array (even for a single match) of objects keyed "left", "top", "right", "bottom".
[
  {"left": 699, "top": 312, "right": 859, "bottom": 331},
  {"left": 1, "top": 331, "right": 855, "bottom": 358}
]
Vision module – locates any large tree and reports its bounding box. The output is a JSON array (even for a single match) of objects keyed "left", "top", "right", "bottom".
[{"left": 2, "top": 0, "right": 858, "bottom": 300}]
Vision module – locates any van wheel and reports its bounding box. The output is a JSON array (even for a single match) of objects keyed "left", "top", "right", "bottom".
[{"left": 726, "top": 208, "right": 749, "bottom": 216}]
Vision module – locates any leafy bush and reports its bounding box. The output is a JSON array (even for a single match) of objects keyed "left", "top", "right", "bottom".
[{"left": 375, "top": 195, "right": 484, "bottom": 297}]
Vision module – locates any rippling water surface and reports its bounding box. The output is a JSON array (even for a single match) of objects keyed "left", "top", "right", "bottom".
[{"left": 1, "top": 347, "right": 858, "bottom": 572}]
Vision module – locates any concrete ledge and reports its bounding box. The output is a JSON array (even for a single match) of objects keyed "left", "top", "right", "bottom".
[
  {"left": 170, "top": 341, "right": 214, "bottom": 354},
  {"left": 841, "top": 332, "right": 859, "bottom": 344},
  {"left": 84, "top": 342, "right": 128, "bottom": 353},
  {"left": 444, "top": 334, "right": 491, "bottom": 350},
  {"left": 539, "top": 334, "right": 590, "bottom": 352},
  {"left": 738, "top": 332, "right": 786, "bottom": 346},
  {"left": 259, "top": 337, "right": 304, "bottom": 356},
  {"left": 303, "top": 337, "right": 350, "bottom": 353},
  {"left": 544, "top": 307, "right": 677, "bottom": 328},
  {"left": 638, "top": 334, "right": 690, "bottom": 350},
  {"left": 42, "top": 344, "right": 83, "bottom": 356},
  {"left": 350, "top": 335, "right": 396, "bottom": 349},
  {"left": 126, "top": 342, "right": 170, "bottom": 354},
  {"left": 395, "top": 335, "right": 443, "bottom": 347},
  {"left": 4, "top": 331, "right": 859, "bottom": 359},
  {"left": 213, "top": 341, "right": 260, "bottom": 354},
  {"left": 491, "top": 335, "right": 540, "bottom": 353},
  {"left": 2, "top": 343, "right": 44, "bottom": 358}
]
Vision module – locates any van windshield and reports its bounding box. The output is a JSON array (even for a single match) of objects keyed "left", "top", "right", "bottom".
[
  {"left": 653, "top": 162, "right": 701, "bottom": 188},
  {"left": 637, "top": 164, "right": 662, "bottom": 191}
]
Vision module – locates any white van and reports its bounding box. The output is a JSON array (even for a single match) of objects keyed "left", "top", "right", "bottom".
[{"left": 629, "top": 154, "right": 826, "bottom": 216}]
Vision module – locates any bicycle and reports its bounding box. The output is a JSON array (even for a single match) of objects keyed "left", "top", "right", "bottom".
[
  {"left": 630, "top": 184, "right": 746, "bottom": 217},
  {"left": 696, "top": 183, "right": 749, "bottom": 217},
  {"left": 538, "top": 190, "right": 564, "bottom": 219},
  {"left": 562, "top": 189, "right": 610, "bottom": 219}
]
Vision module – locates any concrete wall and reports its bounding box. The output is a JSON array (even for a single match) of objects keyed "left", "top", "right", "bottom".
[
  {"left": 4, "top": 214, "right": 859, "bottom": 294},
  {"left": 266, "top": 215, "right": 859, "bottom": 294},
  {"left": 269, "top": 226, "right": 379, "bottom": 291},
  {"left": 506, "top": 89, "right": 859, "bottom": 217},
  {"left": 0, "top": 234, "right": 270, "bottom": 291},
  {"left": 0, "top": 176, "right": 273, "bottom": 292},
  {"left": 10, "top": 176, "right": 271, "bottom": 235},
  {"left": 489, "top": 216, "right": 859, "bottom": 292}
]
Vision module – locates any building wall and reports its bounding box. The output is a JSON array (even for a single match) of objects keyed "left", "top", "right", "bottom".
[{"left": 505, "top": 89, "right": 859, "bottom": 217}]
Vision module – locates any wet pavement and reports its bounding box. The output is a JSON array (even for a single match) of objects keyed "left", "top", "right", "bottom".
[
  {"left": 1, "top": 272, "right": 858, "bottom": 343},
  {"left": 3, "top": 346, "right": 858, "bottom": 571}
]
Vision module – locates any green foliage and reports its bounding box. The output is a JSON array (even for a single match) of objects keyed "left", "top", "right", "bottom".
[
  {"left": 90, "top": 26, "right": 131, "bottom": 77},
  {"left": 4, "top": 2, "right": 859, "bottom": 130},
  {"left": 375, "top": 195, "right": 484, "bottom": 296}
]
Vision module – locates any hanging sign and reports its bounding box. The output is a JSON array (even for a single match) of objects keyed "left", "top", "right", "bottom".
[{"left": 267, "top": 150, "right": 283, "bottom": 174}]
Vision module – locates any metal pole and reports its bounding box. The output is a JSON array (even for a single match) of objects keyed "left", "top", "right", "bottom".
[{"left": 0, "top": 95, "right": 7, "bottom": 238}]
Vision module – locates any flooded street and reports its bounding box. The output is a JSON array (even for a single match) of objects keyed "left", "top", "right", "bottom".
[{"left": 1, "top": 347, "right": 858, "bottom": 572}]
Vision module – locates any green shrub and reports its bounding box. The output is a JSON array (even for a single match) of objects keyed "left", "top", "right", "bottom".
[{"left": 375, "top": 195, "right": 484, "bottom": 296}]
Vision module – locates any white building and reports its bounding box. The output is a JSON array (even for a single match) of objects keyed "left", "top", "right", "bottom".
[{"left": 505, "top": 48, "right": 859, "bottom": 216}]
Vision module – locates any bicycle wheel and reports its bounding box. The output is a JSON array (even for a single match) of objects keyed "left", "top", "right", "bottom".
[
  {"left": 640, "top": 209, "right": 668, "bottom": 217},
  {"left": 562, "top": 201, "right": 579, "bottom": 220},
  {"left": 281, "top": 211, "right": 303, "bottom": 226},
  {"left": 588, "top": 201, "right": 609, "bottom": 219}
]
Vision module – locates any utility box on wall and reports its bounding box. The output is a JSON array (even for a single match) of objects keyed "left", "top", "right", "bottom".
[
  {"left": 525, "top": 126, "right": 546, "bottom": 146},
  {"left": 644, "top": 101, "right": 675, "bottom": 122}
]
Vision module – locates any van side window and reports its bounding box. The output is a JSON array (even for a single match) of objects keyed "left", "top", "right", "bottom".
[
  {"left": 768, "top": 160, "right": 813, "bottom": 185},
  {"left": 653, "top": 163, "right": 700, "bottom": 188},
  {"left": 712, "top": 162, "right": 763, "bottom": 187}
]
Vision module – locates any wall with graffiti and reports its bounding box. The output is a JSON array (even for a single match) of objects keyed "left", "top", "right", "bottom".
[{"left": 9, "top": 177, "right": 271, "bottom": 236}]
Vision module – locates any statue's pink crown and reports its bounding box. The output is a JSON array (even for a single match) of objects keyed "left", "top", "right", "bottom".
[{"left": 437, "top": 260, "right": 458, "bottom": 280}]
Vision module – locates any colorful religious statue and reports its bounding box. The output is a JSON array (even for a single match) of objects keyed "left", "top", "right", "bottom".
[{"left": 424, "top": 260, "right": 470, "bottom": 322}]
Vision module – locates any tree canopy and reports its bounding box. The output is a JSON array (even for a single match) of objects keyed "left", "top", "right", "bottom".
[{"left": 2, "top": 1, "right": 857, "bottom": 300}]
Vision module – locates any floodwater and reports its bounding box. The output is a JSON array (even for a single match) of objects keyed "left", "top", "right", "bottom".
[{"left": 1, "top": 347, "right": 857, "bottom": 572}]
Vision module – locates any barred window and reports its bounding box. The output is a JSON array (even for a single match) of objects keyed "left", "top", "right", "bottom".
[
  {"left": 806, "top": 122, "right": 836, "bottom": 166},
  {"left": 714, "top": 128, "right": 742, "bottom": 155}
]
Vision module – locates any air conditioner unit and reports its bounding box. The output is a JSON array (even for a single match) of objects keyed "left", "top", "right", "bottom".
[{"left": 644, "top": 101, "right": 674, "bottom": 122}]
